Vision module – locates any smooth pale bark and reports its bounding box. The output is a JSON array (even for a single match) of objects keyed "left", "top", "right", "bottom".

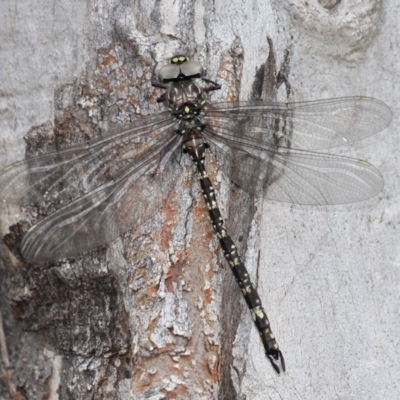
[{"left": 0, "top": 1, "right": 399, "bottom": 399}]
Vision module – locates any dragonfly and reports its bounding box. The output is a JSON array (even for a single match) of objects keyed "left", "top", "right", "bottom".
[{"left": 0, "top": 55, "right": 392, "bottom": 374}]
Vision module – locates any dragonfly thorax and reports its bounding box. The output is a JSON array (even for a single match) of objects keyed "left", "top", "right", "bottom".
[
  {"left": 164, "top": 80, "right": 208, "bottom": 135},
  {"left": 166, "top": 80, "right": 207, "bottom": 116}
]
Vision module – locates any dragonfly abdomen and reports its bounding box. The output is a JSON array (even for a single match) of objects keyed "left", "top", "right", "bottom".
[{"left": 182, "top": 127, "right": 285, "bottom": 373}]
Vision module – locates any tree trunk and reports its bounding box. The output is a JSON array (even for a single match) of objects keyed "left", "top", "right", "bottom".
[{"left": 1, "top": 1, "right": 399, "bottom": 399}]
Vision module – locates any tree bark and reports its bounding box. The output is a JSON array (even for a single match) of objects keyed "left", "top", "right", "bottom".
[{"left": 1, "top": 1, "right": 399, "bottom": 399}]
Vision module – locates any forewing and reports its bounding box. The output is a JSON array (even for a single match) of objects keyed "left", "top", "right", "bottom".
[
  {"left": 205, "top": 97, "right": 392, "bottom": 150},
  {"left": 0, "top": 112, "right": 175, "bottom": 204}
]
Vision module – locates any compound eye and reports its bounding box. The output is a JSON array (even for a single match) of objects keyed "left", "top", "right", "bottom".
[
  {"left": 158, "top": 64, "right": 180, "bottom": 82},
  {"left": 180, "top": 61, "right": 203, "bottom": 78}
]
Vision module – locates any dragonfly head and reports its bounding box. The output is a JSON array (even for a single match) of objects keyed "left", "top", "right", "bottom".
[{"left": 158, "top": 55, "right": 203, "bottom": 83}]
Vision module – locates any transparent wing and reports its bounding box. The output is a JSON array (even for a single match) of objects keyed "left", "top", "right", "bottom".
[
  {"left": 0, "top": 112, "right": 176, "bottom": 204},
  {"left": 205, "top": 97, "right": 392, "bottom": 150},
  {"left": 21, "top": 137, "right": 182, "bottom": 262},
  {"left": 0, "top": 112, "right": 182, "bottom": 262},
  {"left": 204, "top": 128, "right": 384, "bottom": 205}
]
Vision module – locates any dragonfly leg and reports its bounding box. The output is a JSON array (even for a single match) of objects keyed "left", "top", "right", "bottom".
[{"left": 201, "top": 77, "right": 221, "bottom": 92}]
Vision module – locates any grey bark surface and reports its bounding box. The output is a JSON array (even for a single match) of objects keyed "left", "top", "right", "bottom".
[{"left": 0, "top": 1, "right": 399, "bottom": 400}]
